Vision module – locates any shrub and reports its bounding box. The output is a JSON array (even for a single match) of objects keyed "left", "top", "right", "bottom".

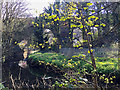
[{"left": 28, "top": 52, "right": 118, "bottom": 75}]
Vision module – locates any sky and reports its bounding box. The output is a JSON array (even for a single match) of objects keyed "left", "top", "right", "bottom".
[{"left": 25, "top": 0, "right": 55, "bottom": 17}]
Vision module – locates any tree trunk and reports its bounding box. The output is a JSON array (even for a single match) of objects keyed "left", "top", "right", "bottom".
[{"left": 118, "top": 3, "right": 120, "bottom": 70}]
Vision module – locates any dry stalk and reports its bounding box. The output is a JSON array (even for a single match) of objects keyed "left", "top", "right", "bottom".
[
  {"left": 18, "top": 67, "right": 21, "bottom": 80},
  {"left": 10, "top": 74, "right": 16, "bottom": 90},
  {"left": 36, "top": 77, "right": 40, "bottom": 87}
]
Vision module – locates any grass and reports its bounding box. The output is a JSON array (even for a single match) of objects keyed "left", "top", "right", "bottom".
[{"left": 28, "top": 52, "right": 118, "bottom": 75}]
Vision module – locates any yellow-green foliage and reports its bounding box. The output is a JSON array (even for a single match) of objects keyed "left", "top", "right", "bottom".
[
  {"left": 85, "top": 57, "right": 118, "bottom": 74},
  {"left": 28, "top": 52, "right": 84, "bottom": 70},
  {"left": 28, "top": 52, "right": 118, "bottom": 74}
]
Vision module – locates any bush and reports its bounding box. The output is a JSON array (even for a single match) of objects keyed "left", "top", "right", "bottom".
[
  {"left": 28, "top": 52, "right": 83, "bottom": 70},
  {"left": 28, "top": 52, "right": 118, "bottom": 75},
  {"left": 84, "top": 57, "right": 118, "bottom": 74}
]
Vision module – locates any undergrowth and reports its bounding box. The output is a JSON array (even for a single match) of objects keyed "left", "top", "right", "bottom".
[
  {"left": 28, "top": 52, "right": 118, "bottom": 74},
  {"left": 27, "top": 52, "right": 120, "bottom": 88}
]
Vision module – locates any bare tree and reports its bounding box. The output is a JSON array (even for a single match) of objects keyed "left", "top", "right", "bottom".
[
  {"left": 2, "top": 0, "right": 33, "bottom": 88},
  {"left": 2, "top": 0, "right": 31, "bottom": 60}
]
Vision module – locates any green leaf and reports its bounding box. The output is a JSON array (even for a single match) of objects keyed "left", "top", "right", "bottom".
[
  {"left": 95, "top": 25, "right": 99, "bottom": 27},
  {"left": 88, "top": 50, "right": 90, "bottom": 53},
  {"left": 87, "top": 3, "right": 93, "bottom": 6},
  {"left": 78, "top": 24, "right": 83, "bottom": 29},
  {"left": 87, "top": 32, "right": 92, "bottom": 35},
  {"left": 100, "top": 23, "right": 106, "bottom": 27},
  {"left": 83, "top": 7, "right": 88, "bottom": 10},
  {"left": 71, "top": 24, "right": 77, "bottom": 28}
]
